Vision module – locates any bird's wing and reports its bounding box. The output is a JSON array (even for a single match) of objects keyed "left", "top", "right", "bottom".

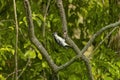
[
  {"left": 55, "top": 35, "right": 66, "bottom": 46},
  {"left": 53, "top": 33, "right": 69, "bottom": 47}
]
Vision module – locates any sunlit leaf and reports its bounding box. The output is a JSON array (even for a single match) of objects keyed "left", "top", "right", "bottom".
[
  {"left": 0, "top": 22, "right": 4, "bottom": 26},
  {"left": 24, "top": 50, "right": 36, "bottom": 59},
  {"left": 0, "top": 67, "right": 2, "bottom": 70},
  {"left": 116, "top": 61, "right": 120, "bottom": 67},
  {"left": 19, "top": 21, "right": 23, "bottom": 25},
  {"left": 0, "top": 74, "right": 6, "bottom": 80},
  {"left": 69, "top": 0, "right": 73, "bottom": 3},
  {"left": 8, "top": 26, "right": 14, "bottom": 30},
  {"left": 104, "top": 77, "right": 113, "bottom": 80},
  {"left": 0, "top": 45, "right": 15, "bottom": 55},
  {"left": 82, "top": 41, "right": 87, "bottom": 45},
  {"left": 24, "top": 41, "right": 31, "bottom": 48},
  {"left": 42, "top": 62, "right": 48, "bottom": 68},
  {"left": 23, "top": 17, "right": 27, "bottom": 26},
  {"left": 38, "top": 53, "right": 42, "bottom": 60}
]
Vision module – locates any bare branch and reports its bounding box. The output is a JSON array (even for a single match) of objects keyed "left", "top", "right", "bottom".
[
  {"left": 23, "top": 0, "right": 120, "bottom": 79},
  {"left": 42, "top": 0, "right": 51, "bottom": 48},
  {"left": 82, "top": 55, "right": 93, "bottom": 80},
  {"left": 57, "top": 55, "right": 77, "bottom": 71},
  {"left": 91, "top": 27, "right": 118, "bottom": 57},
  {"left": 42, "top": 0, "right": 51, "bottom": 37},
  {"left": 6, "top": 70, "right": 21, "bottom": 79},
  {"left": 0, "top": 19, "right": 14, "bottom": 22},
  {"left": 57, "top": 50, "right": 94, "bottom": 80},
  {"left": 13, "top": 0, "right": 19, "bottom": 79},
  {"left": 56, "top": 21, "right": 120, "bottom": 80},
  {"left": 56, "top": 0, "right": 120, "bottom": 79},
  {"left": 81, "top": 21, "right": 120, "bottom": 56},
  {"left": 56, "top": 0, "right": 94, "bottom": 80},
  {"left": 24, "top": 0, "right": 58, "bottom": 72},
  {"left": 56, "top": 0, "right": 68, "bottom": 37}
]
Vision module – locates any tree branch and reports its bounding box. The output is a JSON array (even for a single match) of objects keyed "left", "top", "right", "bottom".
[
  {"left": 56, "top": 21, "right": 120, "bottom": 80},
  {"left": 56, "top": 0, "right": 94, "bottom": 80},
  {"left": 56, "top": 0, "right": 68, "bottom": 37},
  {"left": 24, "top": 0, "right": 58, "bottom": 72},
  {"left": 56, "top": 0, "right": 120, "bottom": 79},
  {"left": 80, "top": 21, "right": 120, "bottom": 56},
  {"left": 91, "top": 27, "right": 118, "bottom": 57},
  {"left": 23, "top": 0, "right": 120, "bottom": 80},
  {"left": 42, "top": 0, "right": 51, "bottom": 37},
  {"left": 6, "top": 70, "right": 21, "bottom": 79},
  {"left": 63, "top": 21, "right": 120, "bottom": 69},
  {"left": 13, "top": 0, "right": 19, "bottom": 79},
  {"left": 42, "top": 0, "right": 51, "bottom": 48}
]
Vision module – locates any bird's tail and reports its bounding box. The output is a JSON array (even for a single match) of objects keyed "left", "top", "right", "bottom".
[{"left": 65, "top": 45, "right": 72, "bottom": 49}]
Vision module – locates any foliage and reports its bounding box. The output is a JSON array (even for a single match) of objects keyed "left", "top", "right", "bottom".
[{"left": 0, "top": 0, "right": 120, "bottom": 80}]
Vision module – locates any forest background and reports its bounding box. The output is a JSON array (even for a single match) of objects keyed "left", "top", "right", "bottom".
[{"left": 0, "top": 0, "right": 120, "bottom": 80}]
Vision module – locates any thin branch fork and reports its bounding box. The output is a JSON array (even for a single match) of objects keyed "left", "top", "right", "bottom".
[
  {"left": 91, "top": 27, "right": 118, "bottom": 57},
  {"left": 24, "top": 0, "right": 120, "bottom": 80},
  {"left": 24, "top": 0, "right": 58, "bottom": 72},
  {"left": 56, "top": 0, "right": 94, "bottom": 80},
  {"left": 57, "top": 21, "right": 120, "bottom": 79},
  {"left": 81, "top": 21, "right": 120, "bottom": 56},
  {"left": 56, "top": 0, "right": 120, "bottom": 80}
]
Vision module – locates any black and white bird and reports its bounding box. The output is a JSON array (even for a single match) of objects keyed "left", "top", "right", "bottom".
[{"left": 53, "top": 32, "right": 69, "bottom": 47}]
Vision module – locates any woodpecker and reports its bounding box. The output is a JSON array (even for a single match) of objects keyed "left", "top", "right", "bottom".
[{"left": 53, "top": 32, "right": 69, "bottom": 47}]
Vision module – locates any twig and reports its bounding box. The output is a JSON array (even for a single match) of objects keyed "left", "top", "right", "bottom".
[
  {"left": 42, "top": 0, "right": 51, "bottom": 37},
  {"left": 56, "top": 21, "right": 120, "bottom": 80},
  {"left": 80, "top": 21, "right": 120, "bottom": 56},
  {"left": 13, "top": 0, "right": 19, "bottom": 79},
  {"left": 23, "top": 0, "right": 120, "bottom": 80},
  {"left": 0, "top": 28, "right": 8, "bottom": 31},
  {"left": 56, "top": 0, "right": 94, "bottom": 80},
  {"left": 6, "top": 70, "right": 21, "bottom": 79},
  {"left": 0, "top": 19, "right": 14, "bottom": 31},
  {"left": 18, "top": 58, "right": 31, "bottom": 79},
  {"left": 42, "top": 0, "right": 51, "bottom": 48},
  {"left": 56, "top": 0, "right": 120, "bottom": 80},
  {"left": 56, "top": 0, "right": 68, "bottom": 37},
  {"left": 0, "top": 19, "right": 14, "bottom": 22},
  {"left": 24, "top": 0, "right": 58, "bottom": 72},
  {"left": 90, "top": 27, "right": 118, "bottom": 58}
]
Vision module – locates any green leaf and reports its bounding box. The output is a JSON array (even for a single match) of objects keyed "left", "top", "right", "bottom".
[
  {"left": 8, "top": 26, "right": 14, "bottom": 30},
  {"left": 0, "top": 22, "right": 4, "bottom": 26},
  {"left": 116, "top": 62, "right": 120, "bottom": 67},
  {"left": 32, "top": 13, "right": 42, "bottom": 26},
  {"left": 69, "top": 0, "right": 73, "bottom": 3},
  {"left": 24, "top": 41, "right": 31, "bottom": 48},
  {"left": 0, "top": 67, "right": 3, "bottom": 70},
  {"left": 104, "top": 77, "right": 113, "bottom": 80},
  {"left": 24, "top": 50, "right": 36, "bottom": 59},
  {"left": 68, "top": 74, "right": 80, "bottom": 80},
  {"left": 23, "top": 17, "right": 27, "bottom": 26},
  {"left": 42, "top": 61, "right": 48, "bottom": 68},
  {"left": 38, "top": 53, "right": 42, "bottom": 60},
  {"left": 0, "top": 74, "right": 6, "bottom": 80},
  {"left": 1, "top": 60, "right": 5, "bottom": 66},
  {"left": 0, "top": 45, "right": 14, "bottom": 55}
]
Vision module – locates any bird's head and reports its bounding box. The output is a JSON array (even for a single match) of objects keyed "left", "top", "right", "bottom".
[{"left": 52, "top": 32, "right": 57, "bottom": 36}]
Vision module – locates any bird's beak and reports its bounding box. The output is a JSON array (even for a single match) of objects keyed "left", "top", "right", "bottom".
[{"left": 52, "top": 32, "right": 57, "bottom": 35}]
